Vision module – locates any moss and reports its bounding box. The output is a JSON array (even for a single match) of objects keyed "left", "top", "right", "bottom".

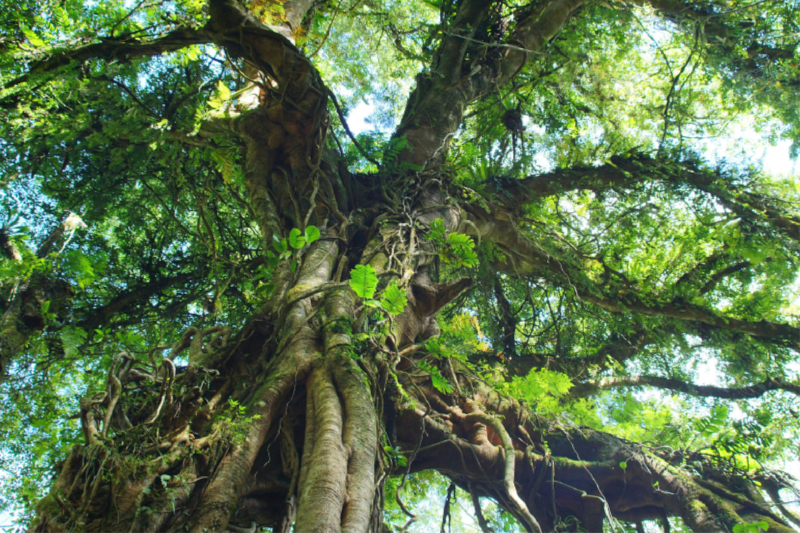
[
  {"left": 36, "top": 494, "right": 61, "bottom": 517},
  {"left": 688, "top": 498, "right": 709, "bottom": 514},
  {"left": 328, "top": 317, "right": 352, "bottom": 335},
  {"left": 551, "top": 456, "right": 594, "bottom": 470}
]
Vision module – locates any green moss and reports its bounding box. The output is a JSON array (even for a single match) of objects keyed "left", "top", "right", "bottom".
[
  {"left": 329, "top": 317, "right": 352, "bottom": 335},
  {"left": 36, "top": 494, "right": 60, "bottom": 516}
]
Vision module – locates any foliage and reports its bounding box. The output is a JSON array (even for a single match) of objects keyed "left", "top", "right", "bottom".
[
  {"left": 380, "top": 281, "right": 408, "bottom": 315},
  {"left": 429, "top": 219, "right": 479, "bottom": 268},
  {"left": 349, "top": 264, "right": 379, "bottom": 300}
]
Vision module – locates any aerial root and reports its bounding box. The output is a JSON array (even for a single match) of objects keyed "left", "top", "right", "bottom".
[
  {"left": 76, "top": 325, "right": 234, "bottom": 447},
  {"left": 277, "top": 417, "right": 299, "bottom": 532},
  {"left": 144, "top": 358, "right": 176, "bottom": 425},
  {"left": 469, "top": 482, "right": 495, "bottom": 533},
  {"left": 289, "top": 357, "right": 379, "bottom": 533},
  {"left": 294, "top": 364, "right": 348, "bottom": 532},
  {"left": 227, "top": 522, "right": 258, "bottom": 533},
  {"left": 333, "top": 357, "right": 379, "bottom": 533},
  {"left": 462, "top": 403, "right": 543, "bottom": 533}
]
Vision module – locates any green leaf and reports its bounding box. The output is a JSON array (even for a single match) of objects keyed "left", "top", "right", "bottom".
[
  {"left": 305, "top": 225, "right": 321, "bottom": 244},
  {"left": 349, "top": 264, "right": 378, "bottom": 299},
  {"left": 443, "top": 232, "right": 478, "bottom": 267},
  {"left": 431, "top": 372, "right": 453, "bottom": 394},
  {"left": 740, "top": 246, "right": 767, "bottom": 265},
  {"left": 420, "top": 360, "right": 453, "bottom": 394},
  {"left": 273, "top": 235, "right": 288, "bottom": 253},
  {"left": 288, "top": 228, "right": 306, "bottom": 249},
  {"left": 21, "top": 26, "right": 45, "bottom": 47},
  {"left": 61, "top": 326, "right": 88, "bottom": 358},
  {"left": 619, "top": 461, "right": 627, "bottom": 470},
  {"left": 216, "top": 80, "right": 231, "bottom": 101},
  {"left": 380, "top": 281, "right": 407, "bottom": 315},
  {"left": 429, "top": 218, "right": 446, "bottom": 240}
]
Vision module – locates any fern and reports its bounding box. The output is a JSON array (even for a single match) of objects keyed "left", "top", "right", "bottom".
[
  {"left": 349, "top": 264, "right": 378, "bottom": 299},
  {"left": 428, "top": 219, "right": 479, "bottom": 268},
  {"left": 442, "top": 233, "right": 479, "bottom": 267},
  {"left": 61, "top": 326, "right": 88, "bottom": 358},
  {"left": 380, "top": 281, "right": 407, "bottom": 315}
]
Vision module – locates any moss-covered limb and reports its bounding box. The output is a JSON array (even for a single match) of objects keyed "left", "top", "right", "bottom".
[
  {"left": 390, "top": 377, "right": 795, "bottom": 533},
  {"left": 486, "top": 155, "right": 800, "bottom": 246},
  {"left": 0, "top": 228, "right": 22, "bottom": 262},
  {"left": 208, "top": 0, "right": 343, "bottom": 248},
  {"left": 186, "top": 241, "right": 339, "bottom": 532},
  {"left": 393, "top": 0, "right": 587, "bottom": 171},
  {"left": 551, "top": 430, "right": 796, "bottom": 533},
  {"left": 393, "top": 0, "right": 491, "bottom": 168},
  {"left": 35, "top": 236, "right": 339, "bottom": 532},
  {"left": 581, "top": 291, "right": 800, "bottom": 348},
  {"left": 760, "top": 474, "right": 800, "bottom": 529},
  {"left": 1, "top": 28, "right": 212, "bottom": 98},
  {"left": 0, "top": 275, "right": 72, "bottom": 380},
  {"left": 628, "top": 0, "right": 799, "bottom": 85},
  {"left": 76, "top": 271, "right": 197, "bottom": 332},
  {"left": 496, "top": 0, "right": 587, "bottom": 86},
  {"left": 185, "top": 354, "right": 316, "bottom": 532},
  {"left": 239, "top": 114, "right": 286, "bottom": 251},
  {"left": 693, "top": 477, "right": 788, "bottom": 526},
  {"left": 30, "top": 435, "right": 216, "bottom": 533}
]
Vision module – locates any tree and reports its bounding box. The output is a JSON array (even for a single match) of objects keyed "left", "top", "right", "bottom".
[{"left": 1, "top": 0, "right": 799, "bottom": 530}]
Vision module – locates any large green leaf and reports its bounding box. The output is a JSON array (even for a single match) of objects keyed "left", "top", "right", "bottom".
[
  {"left": 349, "top": 264, "right": 378, "bottom": 299},
  {"left": 380, "top": 281, "right": 407, "bottom": 315}
]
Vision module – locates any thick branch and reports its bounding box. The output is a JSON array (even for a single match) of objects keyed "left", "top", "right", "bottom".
[
  {"left": 488, "top": 155, "right": 800, "bottom": 246},
  {"left": 464, "top": 203, "right": 800, "bottom": 350},
  {"left": 631, "top": 0, "right": 799, "bottom": 80},
  {"left": 493, "top": 273, "right": 518, "bottom": 357},
  {"left": 571, "top": 375, "right": 800, "bottom": 399},
  {"left": 394, "top": 386, "right": 796, "bottom": 533},
  {"left": 393, "top": 0, "right": 585, "bottom": 170},
  {"left": 3, "top": 27, "right": 211, "bottom": 94},
  {"left": 78, "top": 272, "right": 196, "bottom": 331},
  {"left": 582, "top": 291, "right": 800, "bottom": 348}
]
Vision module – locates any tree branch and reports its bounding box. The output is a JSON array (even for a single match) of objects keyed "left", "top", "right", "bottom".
[
  {"left": 78, "top": 272, "right": 197, "bottom": 332},
  {"left": 463, "top": 200, "right": 800, "bottom": 350},
  {"left": 570, "top": 375, "right": 800, "bottom": 399},
  {"left": 2, "top": 27, "right": 211, "bottom": 95},
  {"left": 485, "top": 155, "right": 800, "bottom": 245},
  {"left": 393, "top": 0, "right": 586, "bottom": 171}
]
